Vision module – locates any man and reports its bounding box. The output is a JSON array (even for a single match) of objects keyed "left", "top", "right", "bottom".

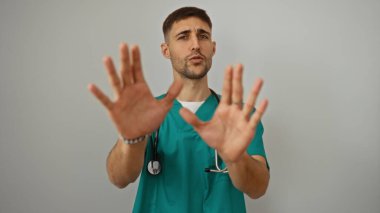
[{"left": 88, "top": 6, "right": 269, "bottom": 213}]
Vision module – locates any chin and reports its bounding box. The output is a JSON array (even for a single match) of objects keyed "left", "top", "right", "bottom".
[{"left": 184, "top": 69, "right": 209, "bottom": 80}]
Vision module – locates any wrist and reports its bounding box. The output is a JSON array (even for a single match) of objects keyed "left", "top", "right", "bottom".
[
  {"left": 225, "top": 152, "right": 250, "bottom": 167},
  {"left": 120, "top": 134, "right": 150, "bottom": 145}
]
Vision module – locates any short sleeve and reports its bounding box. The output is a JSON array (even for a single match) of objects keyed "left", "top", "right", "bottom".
[{"left": 246, "top": 121, "right": 270, "bottom": 170}]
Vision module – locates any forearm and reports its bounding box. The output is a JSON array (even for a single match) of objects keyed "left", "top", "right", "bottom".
[
  {"left": 226, "top": 152, "right": 269, "bottom": 199},
  {"left": 106, "top": 138, "right": 147, "bottom": 188}
]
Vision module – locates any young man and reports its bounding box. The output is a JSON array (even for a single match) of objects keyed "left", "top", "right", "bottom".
[{"left": 89, "top": 6, "right": 269, "bottom": 213}]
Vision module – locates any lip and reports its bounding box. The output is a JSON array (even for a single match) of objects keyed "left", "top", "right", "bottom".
[{"left": 188, "top": 55, "right": 204, "bottom": 62}]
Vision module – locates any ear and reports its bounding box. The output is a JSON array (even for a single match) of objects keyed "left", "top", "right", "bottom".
[
  {"left": 161, "top": 42, "right": 170, "bottom": 59},
  {"left": 212, "top": 41, "right": 216, "bottom": 56}
]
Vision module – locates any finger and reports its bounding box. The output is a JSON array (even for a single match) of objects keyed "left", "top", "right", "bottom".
[
  {"left": 88, "top": 84, "right": 113, "bottom": 110},
  {"left": 179, "top": 108, "right": 204, "bottom": 129},
  {"left": 119, "top": 43, "right": 133, "bottom": 86},
  {"left": 161, "top": 79, "right": 183, "bottom": 107},
  {"left": 131, "top": 45, "right": 146, "bottom": 83},
  {"left": 248, "top": 99, "right": 268, "bottom": 130},
  {"left": 104, "top": 57, "right": 122, "bottom": 98},
  {"left": 243, "top": 78, "right": 263, "bottom": 119},
  {"left": 232, "top": 64, "right": 243, "bottom": 108},
  {"left": 220, "top": 65, "right": 233, "bottom": 105}
]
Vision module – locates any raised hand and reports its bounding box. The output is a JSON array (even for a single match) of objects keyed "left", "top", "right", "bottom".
[
  {"left": 88, "top": 43, "right": 182, "bottom": 139},
  {"left": 180, "top": 64, "right": 268, "bottom": 164}
]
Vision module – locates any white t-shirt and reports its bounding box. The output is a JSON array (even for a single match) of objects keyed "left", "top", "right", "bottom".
[{"left": 177, "top": 100, "right": 205, "bottom": 113}]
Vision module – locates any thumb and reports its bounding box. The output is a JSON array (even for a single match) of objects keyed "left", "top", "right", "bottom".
[
  {"left": 179, "top": 108, "right": 203, "bottom": 129},
  {"left": 161, "top": 80, "right": 183, "bottom": 107}
]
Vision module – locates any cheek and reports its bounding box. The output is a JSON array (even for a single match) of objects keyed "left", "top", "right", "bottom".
[
  {"left": 168, "top": 47, "right": 179, "bottom": 58},
  {"left": 170, "top": 50, "right": 186, "bottom": 61},
  {"left": 203, "top": 43, "right": 215, "bottom": 56}
]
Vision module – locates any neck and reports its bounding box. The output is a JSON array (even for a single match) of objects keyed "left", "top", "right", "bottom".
[{"left": 174, "top": 73, "right": 210, "bottom": 102}]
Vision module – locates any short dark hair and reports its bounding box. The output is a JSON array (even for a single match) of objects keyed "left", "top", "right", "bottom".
[{"left": 162, "top": 7, "right": 212, "bottom": 40}]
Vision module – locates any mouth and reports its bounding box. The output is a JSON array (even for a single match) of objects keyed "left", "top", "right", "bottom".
[{"left": 188, "top": 55, "right": 204, "bottom": 63}]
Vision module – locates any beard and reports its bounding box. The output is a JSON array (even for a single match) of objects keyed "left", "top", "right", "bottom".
[{"left": 171, "top": 54, "right": 212, "bottom": 80}]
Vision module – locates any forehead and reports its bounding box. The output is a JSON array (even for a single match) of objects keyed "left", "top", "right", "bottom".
[{"left": 170, "top": 17, "right": 211, "bottom": 36}]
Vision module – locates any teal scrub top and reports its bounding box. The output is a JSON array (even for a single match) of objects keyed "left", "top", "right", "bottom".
[{"left": 132, "top": 93, "right": 267, "bottom": 213}]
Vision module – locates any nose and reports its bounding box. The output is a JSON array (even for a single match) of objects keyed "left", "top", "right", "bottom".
[{"left": 190, "top": 35, "right": 200, "bottom": 51}]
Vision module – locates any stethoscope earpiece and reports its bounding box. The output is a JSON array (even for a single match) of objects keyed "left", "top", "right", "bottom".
[{"left": 204, "top": 149, "right": 229, "bottom": 173}]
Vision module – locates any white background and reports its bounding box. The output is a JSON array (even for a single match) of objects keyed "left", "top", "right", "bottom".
[{"left": 0, "top": 0, "right": 379, "bottom": 212}]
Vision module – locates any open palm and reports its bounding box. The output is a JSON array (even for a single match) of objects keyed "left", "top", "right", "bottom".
[
  {"left": 89, "top": 43, "right": 182, "bottom": 139},
  {"left": 180, "top": 64, "right": 268, "bottom": 164}
]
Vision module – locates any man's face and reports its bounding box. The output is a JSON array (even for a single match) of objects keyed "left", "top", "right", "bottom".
[{"left": 162, "top": 17, "right": 216, "bottom": 80}]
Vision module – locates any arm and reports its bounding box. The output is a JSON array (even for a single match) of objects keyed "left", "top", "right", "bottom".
[
  {"left": 226, "top": 154, "right": 269, "bottom": 199},
  {"left": 88, "top": 43, "right": 182, "bottom": 188},
  {"left": 106, "top": 139, "right": 147, "bottom": 188},
  {"left": 180, "top": 64, "right": 270, "bottom": 198}
]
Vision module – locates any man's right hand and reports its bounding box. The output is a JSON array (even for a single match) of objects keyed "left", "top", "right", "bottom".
[{"left": 88, "top": 43, "right": 182, "bottom": 139}]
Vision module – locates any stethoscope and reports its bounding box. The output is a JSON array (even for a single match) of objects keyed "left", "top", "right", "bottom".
[{"left": 147, "top": 89, "right": 228, "bottom": 175}]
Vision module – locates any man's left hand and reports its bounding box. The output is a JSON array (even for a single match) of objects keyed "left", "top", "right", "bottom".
[{"left": 180, "top": 64, "right": 268, "bottom": 164}]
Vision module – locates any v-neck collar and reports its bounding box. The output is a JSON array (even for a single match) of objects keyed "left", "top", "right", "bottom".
[{"left": 170, "top": 93, "right": 219, "bottom": 130}]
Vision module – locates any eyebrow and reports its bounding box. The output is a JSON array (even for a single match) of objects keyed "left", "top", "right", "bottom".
[
  {"left": 196, "top": 29, "right": 211, "bottom": 36},
  {"left": 175, "top": 28, "right": 211, "bottom": 38},
  {"left": 175, "top": 30, "right": 191, "bottom": 37}
]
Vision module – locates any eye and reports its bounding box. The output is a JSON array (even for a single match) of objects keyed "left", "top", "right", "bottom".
[
  {"left": 199, "top": 34, "right": 209, "bottom": 40},
  {"left": 178, "top": 35, "right": 188, "bottom": 40}
]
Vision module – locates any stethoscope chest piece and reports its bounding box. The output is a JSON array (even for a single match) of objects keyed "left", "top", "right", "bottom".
[{"left": 147, "top": 160, "right": 161, "bottom": 175}]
